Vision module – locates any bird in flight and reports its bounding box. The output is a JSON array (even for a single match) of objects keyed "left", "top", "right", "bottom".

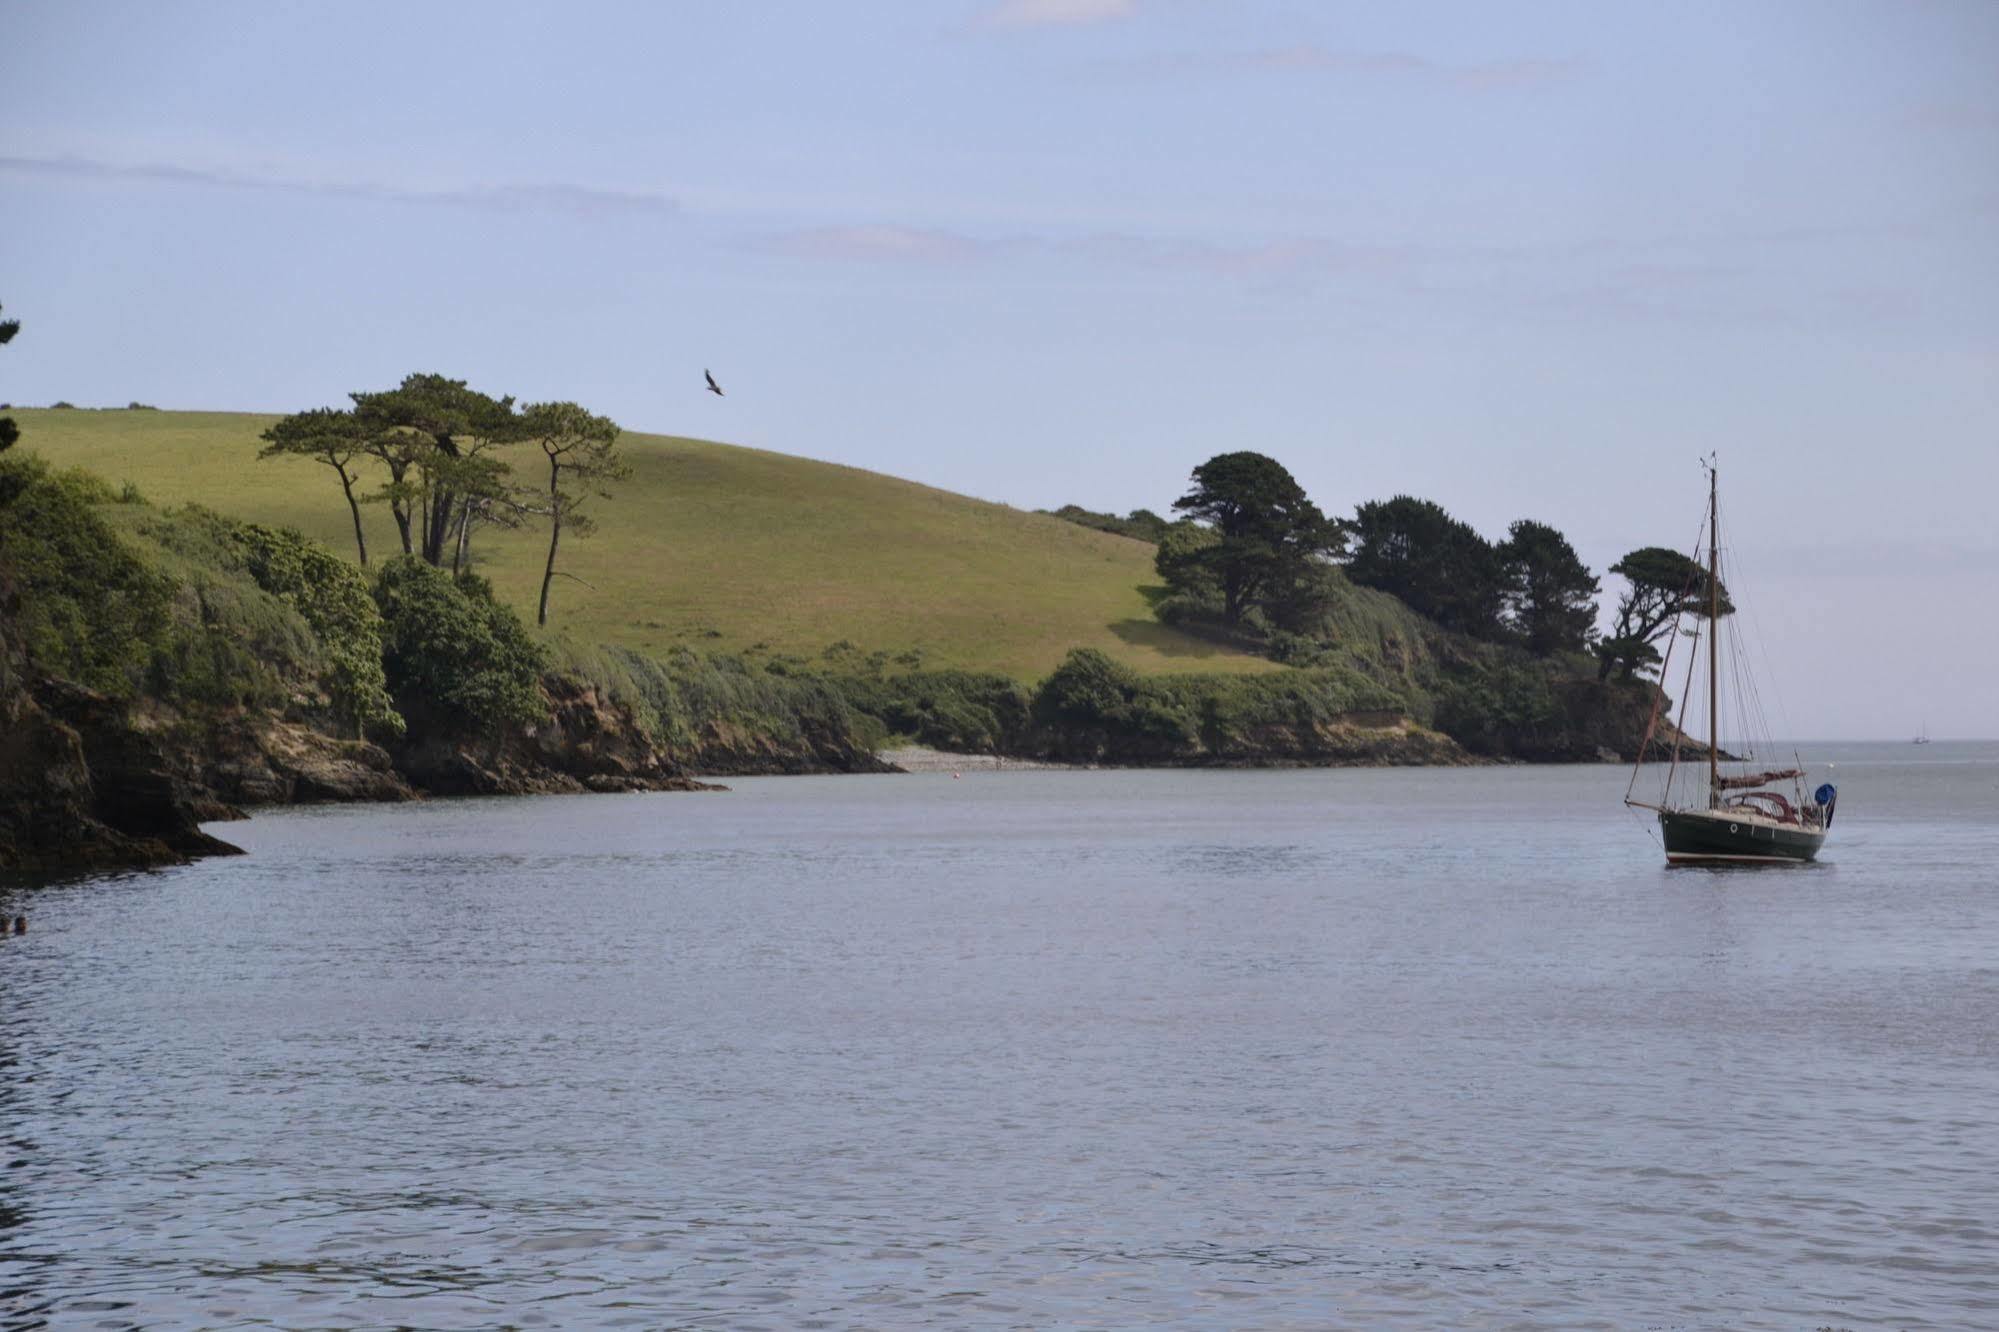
[{"left": 704, "top": 369, "right": 724, "bottom": 397}]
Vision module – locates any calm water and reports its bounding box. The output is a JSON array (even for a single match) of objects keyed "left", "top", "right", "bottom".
[{"left": 3, "top": 744, "right": 1996, "bottom": 1330}]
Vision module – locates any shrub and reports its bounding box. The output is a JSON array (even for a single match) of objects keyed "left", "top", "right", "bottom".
[
  {"left": 372, "top": 558, "right": 545, "bottom": 733},
  {"left": 831, "top": 668, "right": 1031, "bottom": 753},
  {"left": 236, "top": 524, "right": 401, "bottom": 737},
  {"left": 589, "top": 644, "right": 887, "bottom": 762},
  {"left": 1033, "top": 648, "right": 1198, "bottom": 747},
  {"left": 0, "top": 453, "right": 174, "bottom": 696}
]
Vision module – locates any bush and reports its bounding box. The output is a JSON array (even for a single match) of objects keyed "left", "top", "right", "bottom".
[
  {"left": 126, "top": 402, "right": 158, "bottom": 410},
  {"left": 582, "top": 644, "right": 887, "bottom": 764},
  {"left": 831, "top": 668, "right": 1031, "bottom": 752},
  {"left": 1033, "top": 648, "right": 1198, "bottom": 747},
  {"left": 0, "top": 453, "right": 174, "bottom": 696},
  {"left": 236, "top": 524, "right": 401, "bottom": 737},
  {"left": 372, "top": 558, "right": 545, "bottom": 733},
  {"left": 1430, "top": 658, "right": 1560, "bottom": 756},
  {"left": 49, "top": 401, "right": 76, "bottom": 410},
  {"left": 1043, "top": 505, "right": 1171, "bottom": 543}
]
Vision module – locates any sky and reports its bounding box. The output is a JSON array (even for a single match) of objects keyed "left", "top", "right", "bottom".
[{"left": 3, "top": 0, "right": 1995, "bottom": 738}]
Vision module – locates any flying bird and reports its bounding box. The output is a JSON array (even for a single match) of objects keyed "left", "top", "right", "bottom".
[{"left": 704, "top": 369, "right": 724, "bottom": 397}]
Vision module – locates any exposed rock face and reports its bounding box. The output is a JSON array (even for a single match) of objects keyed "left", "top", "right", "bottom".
[
  {"left": 392, "top": 673, "right": 722, "bottom": 796},
  {"left": 1, "top": 648, "right": 716, "bottom": 872},
  {"left": 0, "top": 675, "right": 243, "bottom": 871},
  {"left": 1451, "top": 679, "right": 1724, "bottom": 764},
  {"left": 676, "top": 717, "right": 898, "bottom": 776},
  {"left": 202, "top": 716, "right": 414, "bottom": 806}
]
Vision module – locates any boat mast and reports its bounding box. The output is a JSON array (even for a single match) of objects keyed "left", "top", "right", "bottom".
[{"left": 1707, "top": 458, "right": 1720, "bottom": 806}]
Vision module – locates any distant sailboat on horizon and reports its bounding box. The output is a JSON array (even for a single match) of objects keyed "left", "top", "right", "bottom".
[
  {"left": 1624, "top": 459, "right": 1836, "bottom": 865},
  {"left": 1914, "top": 721, "right": 1932, "bottom": 745}
]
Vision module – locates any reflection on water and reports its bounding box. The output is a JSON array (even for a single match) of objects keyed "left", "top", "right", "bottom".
[{"left": 2, "top": 747, "right": 1997, "bottom": 1328}]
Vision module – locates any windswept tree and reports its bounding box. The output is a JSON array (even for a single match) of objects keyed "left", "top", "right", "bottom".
[
  {"left": 1345, "top": 496, "right": 1505, "bottom": 639},
  {"left": 1497, "top": 519, "right": 1599, "bottom": 656},
  {"left": 0, "top": 302, "right": 20, "bottom": 453},
  {"left": 521, "top": 401, "right": 626, "bottom": 626},
  {"left": 258, "top": 408, "right": 374, "bottom": 564},
  {"left": 350, "top": 373, "right": 519, "bottom": 566},
  {"left": 1595, "top": 546, "right": 1733, "bottom": 681},
  {"left": 1163, "top": 451, "right": 1343, "bottom": 628}
]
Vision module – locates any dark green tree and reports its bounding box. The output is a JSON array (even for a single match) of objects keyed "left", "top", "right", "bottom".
[
  {"left": 0, "top": 302, "right": 20, "bottom": 453},
  {"left": 258, "top": 408, "right": 374, "bottom": 565},
  {"left": 1497, "top": 519, "right": 1599, "bottom": 656},
  {"left": 1345, "top": 496, "right": 1505, "bottom": 638},
  {"left": 520, "top": 401, "right": 627, "bottom": 626},
  {"left": 371, "top": 557, "right": 546, "bottom": 732},
  {"left": 350, "top": 374, "right": 519, "bottom": 566},
  {"left": 1164, "top": 452, "right": 1342, "bottom": 628},
  {"left": 1595, "top": 546, "right": 1733, "bottom": 681}
]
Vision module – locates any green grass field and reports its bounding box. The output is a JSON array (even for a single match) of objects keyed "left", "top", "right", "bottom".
[{"left": 12, "top": 408, "right": 1274, "bottom": 680}]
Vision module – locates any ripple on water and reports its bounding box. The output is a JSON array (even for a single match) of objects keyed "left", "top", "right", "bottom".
[{"left": 2, "top": 761, "right": 1998, "bottom": 1328}]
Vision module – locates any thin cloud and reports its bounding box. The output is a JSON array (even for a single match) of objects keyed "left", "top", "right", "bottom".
[
  {"left": 0, "top": 154, "right": 679, "bottom": 218},
  {"left": 978, "top": 0, "right": 1136, "bottom": 28},
  {"left": 1135, "top": 46, "right": 1581, "bottom": 90},
  {"left": 768, "top": 224, "right": 1010, "bottom": 263},
  {"left": 761, "top": 222, "right": 1417, "bottom": 278}
]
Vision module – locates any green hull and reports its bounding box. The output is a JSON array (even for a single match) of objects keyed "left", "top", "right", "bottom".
[{"left": 1659, "top": 809, "right": 1824, "bottom": 865}]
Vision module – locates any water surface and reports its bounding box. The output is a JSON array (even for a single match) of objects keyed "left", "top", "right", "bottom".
[{"left": 3, "top": 745, "right": 1996, "bottom": 1328}]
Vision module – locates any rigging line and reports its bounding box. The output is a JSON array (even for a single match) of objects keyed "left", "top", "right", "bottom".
[
  {"left": 1670, "top": 588, "right": 1703, "bottom": 806},
  {"left": 1625, "top": 494, "right": 1710, "bottom": 805},
  {"left": 1670, "top": 501, "right": 1718, "bottom": 805},
  {"left": 1717, "top": 494, "right": 1798, "bottom": 752}
]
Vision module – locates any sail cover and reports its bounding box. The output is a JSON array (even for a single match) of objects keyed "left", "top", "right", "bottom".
[{"left": 1714, "top": 769, "right": 1803, "bottom": 790}]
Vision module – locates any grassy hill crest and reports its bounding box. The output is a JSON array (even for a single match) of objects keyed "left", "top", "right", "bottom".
[{"left": 13, "top": 408, "right": 1276, "bottom": 681}]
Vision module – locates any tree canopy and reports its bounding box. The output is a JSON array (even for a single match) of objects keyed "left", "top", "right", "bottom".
[
  {"left": 349, "top": 373, "right": 521, "bottom": 568},
  {"left": 257, "top": 376, "right": 631, "bottom": 621},
  {"left": 1344, "top": 495, "right": 1505, "bottom": 639},
  {"left": 259, "top": 407, "right": 373, "bottom": 565},
  {"left": 1595, "top": 545, "right": 1733, "bottom": 681},
  {"left": 1162, "top": 451, "right": 1342, "bottom": 629},
  {"left": 1497, "top": 519, "right": 1599, "bottom": 656}
]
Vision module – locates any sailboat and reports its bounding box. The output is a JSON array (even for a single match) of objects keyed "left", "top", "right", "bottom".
[
  {"left": 1624, "top": 459, "right": 1836, "bottom": 865},
  {"left": 1913, "top": 723, "right": 1931, "bottom": 745}
]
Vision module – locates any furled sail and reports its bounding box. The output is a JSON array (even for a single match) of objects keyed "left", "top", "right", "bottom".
[{"left": 1714, "top": 769, "right": 1803, "bottom": 790}]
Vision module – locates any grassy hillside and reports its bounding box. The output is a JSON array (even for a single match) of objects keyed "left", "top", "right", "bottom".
[{"left": 12, "top": 408, "right": 1274, "bottom": 680}]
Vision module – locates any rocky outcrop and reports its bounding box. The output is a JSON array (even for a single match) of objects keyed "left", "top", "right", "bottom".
[
  {"left": 202, "top": 716, "right": 414, "bottom": 806},
  {"left": 675, "top": 717, "right": 898, "bottom": 776},
  {"left": 1450, "top": 678, "right": 1727, "bottom": 764},
  {"left": 392, "top": 673, "right": 723, "bottom": 796},
  {"left": 0, "top": 675, "right": 244, "bottom": 871},
  {"left": 1, "top": 651, "right": 717, "bottom": 872}
]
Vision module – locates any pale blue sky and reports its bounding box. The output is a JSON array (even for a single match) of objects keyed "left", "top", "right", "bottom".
[{"left": 4, "top": 0, "right": 1995, "bottom": 737}]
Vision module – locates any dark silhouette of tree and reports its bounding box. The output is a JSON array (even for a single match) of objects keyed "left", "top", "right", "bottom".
[
  {"left": 258, "top": 408, "right": 374, "bottom": 564},
  {"left": 1345, "top": 495, "right": 1505, "bottom": 638},
  {"left": 1595, "top": 546, "right": 1733, "bottom": 681},
  {"left": 0, "top": 303, "right": 20, "bottom": 453},
  {"left": 1164, "top": 452, "right": 1342, "bottom": 627},
  {"left": 520, "top": 401, "right": 626, "bottom": 627},
  {"left": 1497, "top": 519, "right": 1599, "bottom": 656}
]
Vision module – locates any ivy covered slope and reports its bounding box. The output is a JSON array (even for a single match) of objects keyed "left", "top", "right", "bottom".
[{"left": 0, "top": 454, "right": 727, "bottom": 871}]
